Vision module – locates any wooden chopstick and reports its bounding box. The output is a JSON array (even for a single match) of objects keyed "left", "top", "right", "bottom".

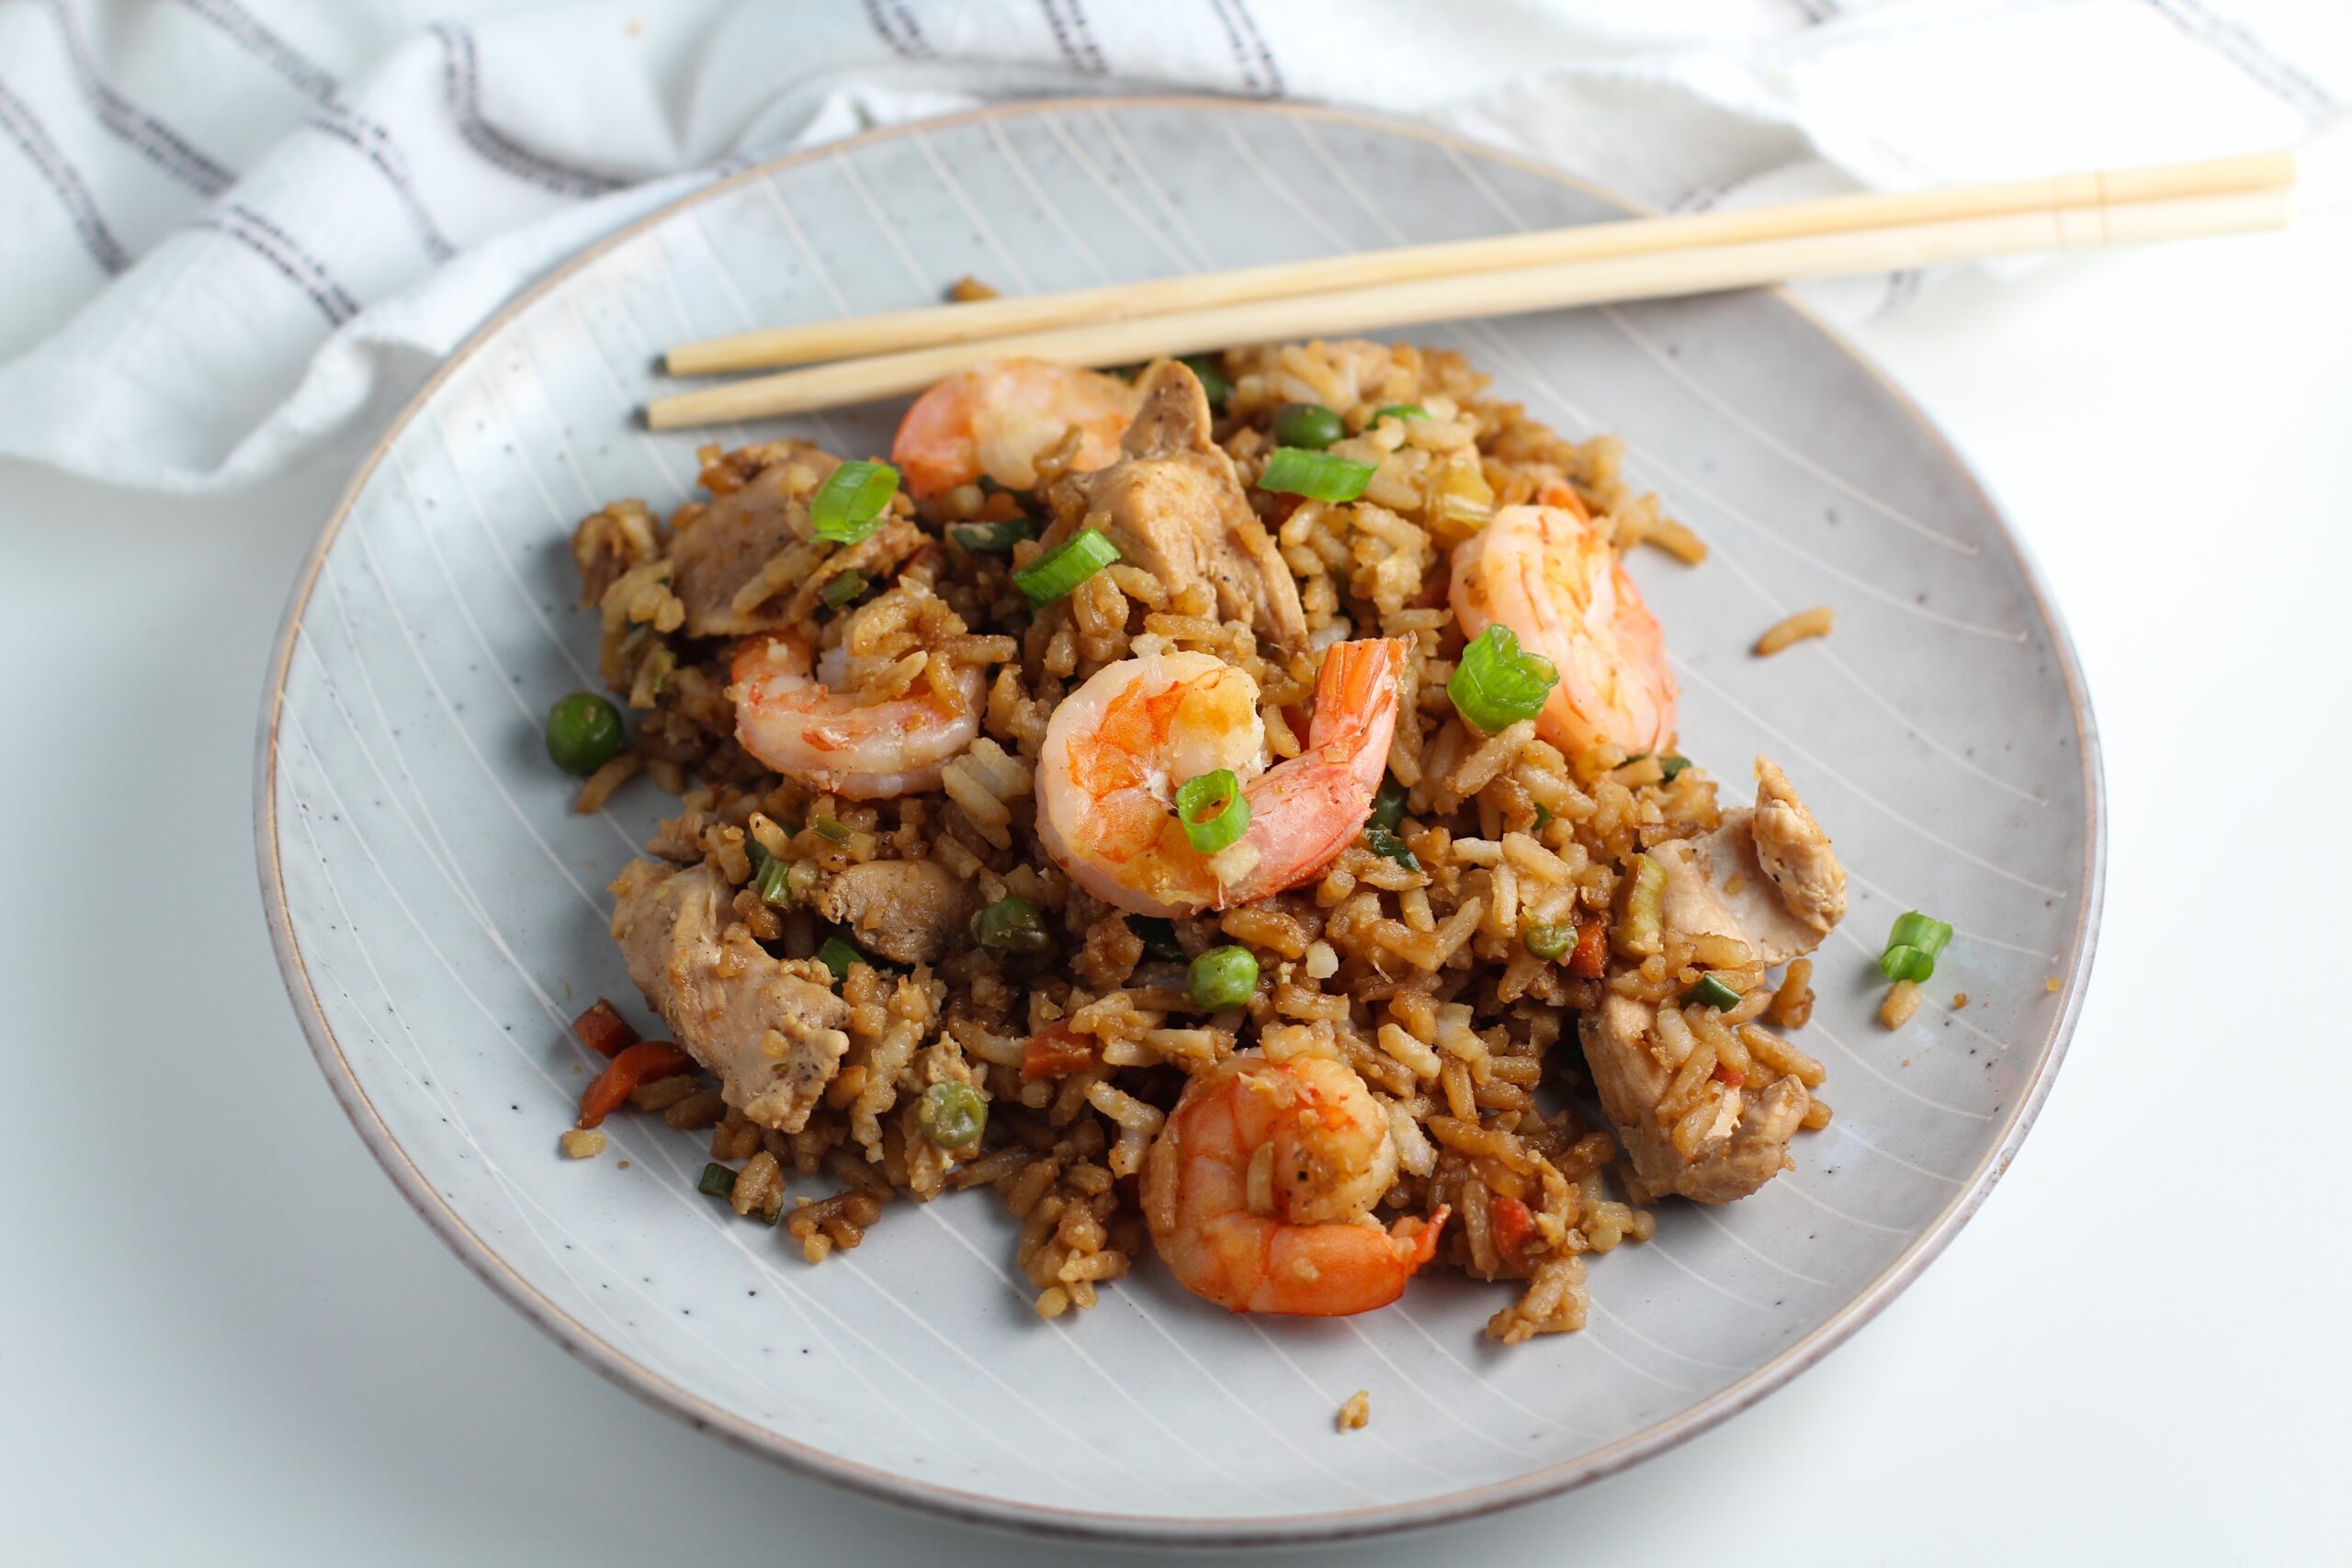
[
  {"left": 662, "top": 151, "right": 2293, "bottom": 377},
  {"left": 644, "top": 184, "right": 2290, "bottom": 430}
]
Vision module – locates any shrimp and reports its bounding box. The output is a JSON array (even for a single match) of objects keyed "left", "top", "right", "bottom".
[
  {"left": 729, "top": 632, "right": 983, "bottom": 799},
  {"left": 1143, "top": 1054, "right": 1448, "bottom": 1316},
  {"left": 1034, "top": 638, "right": 1405, "bottom": 917},
  {"left": 890, "top": 357, "right": 1141, "bottom": 501},
  {"left": 1449, "top": 502, "right": 1677, "bottom": 757}
]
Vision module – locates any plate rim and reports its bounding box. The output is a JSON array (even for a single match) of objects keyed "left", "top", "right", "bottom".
[{"left": 253, "top": 93, "right": 2106, "bottom": 1548}]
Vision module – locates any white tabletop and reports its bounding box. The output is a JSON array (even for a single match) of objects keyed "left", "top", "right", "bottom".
[{"left": 4, "top": 212, "right": 2347, "bottom": 1566}]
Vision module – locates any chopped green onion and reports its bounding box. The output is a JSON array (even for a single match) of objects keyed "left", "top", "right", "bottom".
[
  {"left": 810, "top": 816, "right": 852, "bottom": 845},
  {"left": 1012, "top": 527, "right": 1121, "bottom": 608},
  {"left": 697, "top": 1162, "right": 738, "bottom": 1199},
  {"left": 1880, "top": 945, "right": 1936, "bottom": 984},
  {"left": 1532, "top": 804, "right": 1554, "bottom": 831},
  {"left": 1178, "top": 354, "right": 1232, "bottom": 409},
  {"left": 1886, "top": 911, "right": 1954, "bottom": 958},
  {"left": 976, "top": 896, "right": 1054, "bottom": 959},
  {"left": 545, "top": 691, "right": 625, "bottom": 776},
  {"left": 1271, "top": 402, "right": 1345, "bottom": 450},
  {"left": 1367, "top": 775, "right": 1408, "bottom": 833},
  {"left": 1258, "top": 446, "right": 1377, "bottom": 503},
  {"left": 949, "top": 517, "right": 1039, "bottom": 556},
  {"left": 818, "top": 570, "right": 867, "bottom": 609},
  {"left": 1447, "top": 625, "right": 1559, "bottom": 735},
  {"left": 762, "top": 1198, "right": 786, "bottom": 1226},
  {"left": 917, "top": 1082, "right": 988, "bottom": 1149},
  {"left": 1188, "top": 945, "right": 1259, "bottom": 1010},
  {"left": 1879, "top": 911, "right": 1952, "bottom": 983},
  {"left": 1685, "top": 975, "right": 1742, "bottom": 1010},
  {"left": 1174, "top": 769, "right": 1250, "bottom": 854},
  {"left": 1658, "top": 755, "right": 1691, "bottom": 782},
  {"left": 744, "top": 836, "right": 770, "bottom": 874},
  {"left": 817, "top": 936, "right": 864, "bottom": 985},
  {"left": 1522, "top": 922, "right": 1574, "bottom": 961},
  {"left": 1373, "top": 403, "right": 1429, "bottom": 425},
  {"left": 752, "top": 854, "right": 793, "bottom": 908},
  {"left": 808, "top": 459, "right": 899, "bottom": 545},
  {"left": 1363, "top": 823, "right": 1419, "bottom": 872},
  {"left": 1129, "top": 916, "right": 1185, "bottom": 964}
]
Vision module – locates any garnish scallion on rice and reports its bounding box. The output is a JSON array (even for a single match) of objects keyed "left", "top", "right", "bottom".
[
  {"left": 1448, "top": 625, "right": 1559, "bottom": 734},
  {"left": 1012, "top": 527, "right": 1121, "bottom": 607},
  {"left": 1174, "top": 769, "right": 1250, "bottom": 853},
  {"left": 808, "top": 459, "right": 899, "bottom": 544},
  {"left": 1258, "top": 446, "right": 1377, "bottom": 502}
]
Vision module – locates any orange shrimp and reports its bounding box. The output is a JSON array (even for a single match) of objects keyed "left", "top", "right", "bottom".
[
  {"left": 889, "top": 357, "right": 1140, "bottom": 501},
  {"left": 729, "top": 631, "right": 984, "bottom": 800},
  {"left": 1033, "top": 638, "right": 1405, "bottom": 917},
  {"left": 1450, "top": 502, "right": 1677, "bottom": 756},
  {"left": 1143, "top": 1054, "right": 1447, "bottom": 1316}
]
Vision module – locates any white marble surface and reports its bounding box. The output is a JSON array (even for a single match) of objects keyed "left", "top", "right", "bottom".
[{"left": 3, "top": 208, "right": 2346, "bottom": 1564}]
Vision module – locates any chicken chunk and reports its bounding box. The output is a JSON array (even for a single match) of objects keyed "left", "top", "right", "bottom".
[
  {"left": 1579, "top": 993, "right": 1812, "bottom": 1204},
  {"left": 1042, "top": 361, "right": 1308, "bottom": 656},
  {"left": 608, "top": 858, "right": 850, "bottom": 1133},
  {"left": 809, "top": 858, "right": 978, "bottom": 965},
  {"left": 1653, "top": 757, "right": 1847, "bottom": 967},
  {"left": 664, "top": 442, "right": 840, "bottom": 637}
]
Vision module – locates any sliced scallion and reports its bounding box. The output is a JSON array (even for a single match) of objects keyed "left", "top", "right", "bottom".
[
  {"left": 1174, "top": 769, "right": 1250, "bottom": 854},
  {"left": 1129, "top": 916, "right": 1185, "bottom": 964},
  {"left": 752, "top": 854, "right": 793, "bottom": 908},
  {"left": 1658, "top": 755, "right": 1692, "bottom": 782},
  {"left": 1685, "top": 975, "right": 1742, "bottom": 1010},
  {"left": 817, "top": 936, "right": 864, "bottom": 985},
  {"left": 697, "top": 1162, "right": 738, "bottom": 1199},
  {"left": 1012, "top": 527, "right": 1120, "bottom": 608},
  {"left": 1881, "top": 945, "right": 1936, "bottom": 984},
  {"left": 808, "top": 459, "right": 899, "bottom": 545},
  {"left": 1366, "top": 775, "right": 1408, "bottom": 833},
  {"left": 810, "top": 816, "right": 852, "bottom": 845},
  {"left": 1374, "top": 404, "right": 1428, "bottom": 424},
  {"left": 949, "top": 517, "right": 1039, "bottom": 556},
  {"left": 1880, "top": 911, "right": 1953, "bottom": 983},
  {"left": 1447, "top": 625, "right": 1559, "bottom": 734},
  {"left": 1258, "top": 446, "right": 1377, "bottom": 503},
  {"left": 818, "top": 570, "right": 867, "bottom": 609},
  {"left": 1363, "top": 823, "right": 1419, "bottom": 872}
]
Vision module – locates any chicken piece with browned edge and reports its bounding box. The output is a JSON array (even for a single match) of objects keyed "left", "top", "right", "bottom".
[
  {"left": 609, "top": 858, "right": 850, "bottom": 1132},
  {"left": 1042, "top": 361, "right": 1309, "bottom": 658}
]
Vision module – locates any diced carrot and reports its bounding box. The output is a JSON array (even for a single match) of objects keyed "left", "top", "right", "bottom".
[
  {"left": 571, "top": 998, "right": 640, "bottom": 1059},
  {"left": 576, "top": 1042, "right": 695, "bottom": 1128},
  {"left": 1711, "top": 1063, "right": 1747, "bottom": 1088},
  {"left": 1567, "top": 916, "right": 1608, "bottom": 979},
  {"left": 1021, "top": 1024, "right": 1097, "bottom": 1082},
  {"left": 1488, "top": 1195, "right": 1539, "bottom": 1268}
]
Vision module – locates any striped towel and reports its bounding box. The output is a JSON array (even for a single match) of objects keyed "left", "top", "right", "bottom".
[{"left": 0, "top": 0, "right": 2339, "bottom": 492}]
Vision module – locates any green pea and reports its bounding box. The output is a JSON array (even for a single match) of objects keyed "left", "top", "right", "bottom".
[
  {"left": 1179, "top": 354, "right": 1233, "bottom": 410},
  {"left": 918, "top": 1082, "right": 989, "bottom": 1149},
  {"left": 545, "top": 691, "right": 625, "bottom": 776},
  {"left": 1271, "top": 402, "right": 1344, "bottom": 450},
  {"left": 1522, "top": 922, "right": 1574, "bottom": 961},
  {"left": 1188, "top": 945, "right": 1260, "bottom": 1010},
  {"left": 975, "top": 896, "right": 1054, "bottom": 959}
]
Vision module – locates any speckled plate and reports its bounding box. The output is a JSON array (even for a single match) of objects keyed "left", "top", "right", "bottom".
[{"left": 256, "top": 97, "right": 2102, "bottom": 1547}]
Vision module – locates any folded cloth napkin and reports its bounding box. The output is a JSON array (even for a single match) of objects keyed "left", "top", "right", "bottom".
[{"left": 0, "top": 0, "right": 2338, "bottom": 492}]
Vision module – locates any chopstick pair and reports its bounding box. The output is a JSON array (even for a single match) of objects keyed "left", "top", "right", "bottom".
[{"left": 645, "top": 150, "right": 2296, "bottom": 431}]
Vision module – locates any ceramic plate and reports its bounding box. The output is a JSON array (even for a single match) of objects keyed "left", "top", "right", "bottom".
[{"left": 258, "top": 97, "right": 2101, "bottom": 1546}]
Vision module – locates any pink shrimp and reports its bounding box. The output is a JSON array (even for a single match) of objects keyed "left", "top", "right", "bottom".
[
  {"left": 1032, "top": 638, "right": 1406, "bottom": 917},
  {"left": 729, "top": 632, "right": 983, "bottom": 800},
  {"left": 889, "top": 357, "right": 1141, "bottom": 501},
  {"left": 1142, "top": 1054, "right": 1447, "bottom": 1316},
  {"left": 1450, "top": 502, "right": 1678, "bottom": 756}
]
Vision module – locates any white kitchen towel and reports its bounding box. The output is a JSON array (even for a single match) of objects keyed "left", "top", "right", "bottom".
[{"left": 0, "top": 0, "right": 2340, "bottom": 493}]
